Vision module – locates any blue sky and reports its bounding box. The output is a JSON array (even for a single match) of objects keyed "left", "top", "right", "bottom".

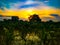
[
  {"left": 0, "top": 0, "right": 60, "bottom": 21},
  {"left": 0, "top": 0, "right": 60, "bottom": 9}
]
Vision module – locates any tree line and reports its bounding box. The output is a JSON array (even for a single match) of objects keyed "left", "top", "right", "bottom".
[{"left": 0, "top": 14, "right": 60, "bottom": 45}]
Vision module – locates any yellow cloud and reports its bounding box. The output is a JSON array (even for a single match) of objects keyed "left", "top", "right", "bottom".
[
  {"left": 0, "top": 7, "right": 60, "bottom": 21},
  {"left": 0, "top": 9, "right": 3, "bottom": 15}
]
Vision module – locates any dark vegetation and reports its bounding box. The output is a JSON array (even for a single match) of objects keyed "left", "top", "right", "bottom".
[{"left": 0, "top": 14, "right": 60, "bottom": 45}]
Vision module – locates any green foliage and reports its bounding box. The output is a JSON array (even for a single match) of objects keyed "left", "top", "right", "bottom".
[{"left": 0, "top": 15, "right": 60, "bottom": 45}]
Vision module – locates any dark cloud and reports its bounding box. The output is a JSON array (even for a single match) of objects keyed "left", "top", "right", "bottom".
[
  {"left": 51, "top": 14, "right": 59, "bottom": 16},
  {"left": 42, "top": 17, "right": 55, "bottom": 21},
  {"left": 51, "top": 14, "right": 60, "bottom": 21},
  {"left": 19, "top": 4, "right": 39, "bottom": 8}
]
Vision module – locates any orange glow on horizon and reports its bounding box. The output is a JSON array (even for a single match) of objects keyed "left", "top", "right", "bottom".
[{"left": 0, "top": 8, "right": 60, "bottom": 21}]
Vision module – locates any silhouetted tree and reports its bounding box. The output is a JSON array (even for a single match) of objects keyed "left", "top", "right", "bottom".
[
  {"left": 29, "top": 14, "right": 41, "bottom": 22},
  {"left": 48, "top": 20, "right": 53, "bottom": 23},
  {"left": 12, "top": 16, "right": 19, "bottom": 21}
]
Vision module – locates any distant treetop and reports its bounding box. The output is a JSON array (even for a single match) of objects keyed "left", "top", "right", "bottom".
[{"left": 28, "top": 14, "right": 41, "bottom": 22}]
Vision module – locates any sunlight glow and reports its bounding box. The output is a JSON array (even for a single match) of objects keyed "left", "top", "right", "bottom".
[{"left": 0, "top": 8, "right": 60, "bottom": 21}]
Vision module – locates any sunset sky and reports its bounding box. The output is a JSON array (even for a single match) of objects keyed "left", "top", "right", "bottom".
[{"left": 0, "top": 0, "right": 60, "bottom": 21}]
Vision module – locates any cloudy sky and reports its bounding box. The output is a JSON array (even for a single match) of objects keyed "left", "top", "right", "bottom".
[{"left": 0, "top": 0, "right": 60, "bottom": 21}]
